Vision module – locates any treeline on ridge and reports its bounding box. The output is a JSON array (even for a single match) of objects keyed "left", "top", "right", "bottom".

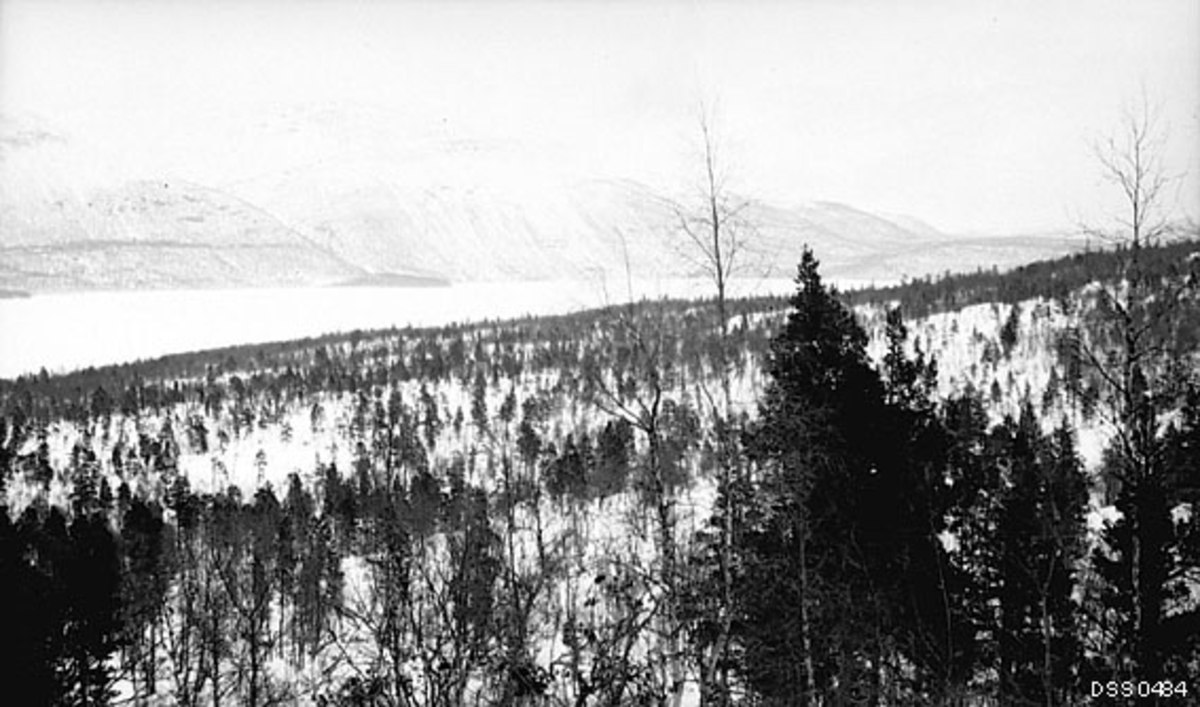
[{"left": 846, "top": 236, "right": 1200, "bottom": 318}]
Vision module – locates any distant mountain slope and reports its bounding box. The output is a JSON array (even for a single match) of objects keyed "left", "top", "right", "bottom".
[
  {"left": 229, "top": 155, "right": 1087, "bottom": 286},
  {"left": 0, "top": 180, "right": 365, "bottom": 290},
  {"left": 2, "top": 134, "right": 1088, "bottom": 291}
]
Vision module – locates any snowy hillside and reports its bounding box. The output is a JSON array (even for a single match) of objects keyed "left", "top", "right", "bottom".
[
  {"left": 8, "top": 290, "right": 1118, "bottom": 511},
  {"left": 3, "top": 238, "right": 1198, "bottom": 705}
]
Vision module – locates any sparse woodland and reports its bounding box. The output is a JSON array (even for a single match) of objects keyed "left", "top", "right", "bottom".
[
  {"left": 4, "top": 107, "right": 1200, "bottom": 705},
  {"left": 2, "top": 230, "right": 1199, "bottom": 706}
]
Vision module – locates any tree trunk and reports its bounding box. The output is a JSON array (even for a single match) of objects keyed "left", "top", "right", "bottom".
[
  {"left": 800, "top": 526, "right": 816, "bottom": 706},
  {"left": 1041, "top": 592, "right": 1053, "bottom": 707}
]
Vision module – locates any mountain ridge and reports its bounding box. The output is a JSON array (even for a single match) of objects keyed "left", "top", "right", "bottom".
[{"left": 2, "top": 152, "right": 1088, "bottom": 292}]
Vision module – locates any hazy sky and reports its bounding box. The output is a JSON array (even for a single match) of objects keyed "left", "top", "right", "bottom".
[{"left": 1, "top": 0, "right": 1196, "bottom": 233}]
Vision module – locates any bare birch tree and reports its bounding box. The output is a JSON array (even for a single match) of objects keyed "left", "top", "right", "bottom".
[
  {"left": 670, "top": 107, "right": 753, "bottom": 706},
  {"left": 1073, "top": 96, "right": 1198, "bottom": 684}
]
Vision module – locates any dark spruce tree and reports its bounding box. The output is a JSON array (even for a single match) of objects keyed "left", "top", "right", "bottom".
[
  {"left": 939, "top": 387, "right": 1006, "bottom": 697},
  {"left": 736, "top": 248, "right": 960, "bottom": 704},
  {"left": 1157, "top": 386, "right": 1200, "bottom": 677},
  {"left": 61, "top": 510, "right": 125, "bottom": 706},
  {"left": 0, "top": 505, "right": 61, "bottom": 704},
  {"left": 0, "top": 497, "right": 126, "bottom": 706},
  {"left": 1088, "top": 376, "right": 1200, "bottom": 690},
  {"left": 993, "top": 407, "right": 1088, "bottom": 705},
  {"left": 118, "top": 495, "right": 171, "bottom": 699},
  {"left": 877, "top": 306, "right": 981, "bottom": 697}
]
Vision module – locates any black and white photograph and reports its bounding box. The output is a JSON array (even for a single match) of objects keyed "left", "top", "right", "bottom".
[{"left": 1, "top": 1, "right": 1197, "bottom": 704}]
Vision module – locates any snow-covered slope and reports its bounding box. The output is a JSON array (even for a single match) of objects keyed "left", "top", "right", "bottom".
[
  {"left": 862, "top": 297, "right": 1108, "bottom": 467},
  {"left": 7, "top": 275, "right": 1182, "bottom": 706},
  {"left": 2, "top": 116, "right": 1087, "bottom": 291},
  {"left": 0, "top": 178, "right": 365, "bottom": 290},
  {"left": 230, "top": 149, "right": 1085, "bottom": 285}
]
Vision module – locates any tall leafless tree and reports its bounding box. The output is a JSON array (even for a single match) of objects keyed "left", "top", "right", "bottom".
[
  {"left": 670, "top": 107, "right": 754, "bottom": 706},
  {"left": 1074, "top": 96, "right": 1197, "bottom": 683}
]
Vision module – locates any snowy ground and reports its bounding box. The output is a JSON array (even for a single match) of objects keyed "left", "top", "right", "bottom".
[{"left": 10, "top": 285, "right": 1165, "bottom": 706}]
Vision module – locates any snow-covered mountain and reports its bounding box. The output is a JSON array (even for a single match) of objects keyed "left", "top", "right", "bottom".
[
  {"left": 1, "top": 117, "right": 1086, "bottom": 291},
  {"left": 0, "top": 179, "right": 365, "bottom": 290},
  {"left": 228, "top": 150, "right": 1088, "bottom": 286},
  {"left": 0, "top": 115, "right": 367, "bottom": 289}
]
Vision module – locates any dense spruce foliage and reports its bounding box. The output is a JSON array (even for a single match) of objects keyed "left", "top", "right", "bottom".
[{"left": 2, "top": 239, "right": 1199, "bottom": 705}]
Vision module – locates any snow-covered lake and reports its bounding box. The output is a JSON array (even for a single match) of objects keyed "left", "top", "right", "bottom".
[{"left": 0, "top": 277, "right": 796, "bottom": 379}]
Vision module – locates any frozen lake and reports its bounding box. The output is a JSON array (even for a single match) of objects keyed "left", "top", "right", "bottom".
[{"left": 0, "top": 277, "right": 796, "bottom": 379}]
